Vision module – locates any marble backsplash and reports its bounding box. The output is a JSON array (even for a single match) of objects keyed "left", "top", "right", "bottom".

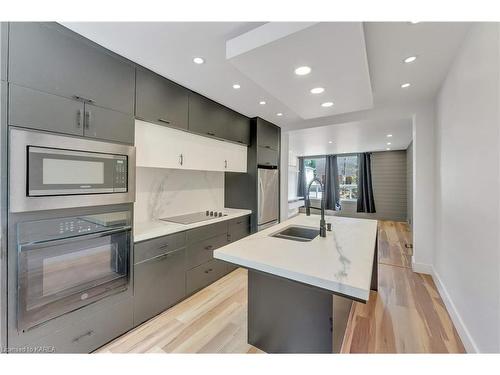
[{"left": 134, "top": 167, "right": 224, "bottom": 223}]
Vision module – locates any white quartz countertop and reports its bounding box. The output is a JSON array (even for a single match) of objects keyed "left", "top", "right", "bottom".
[
  {"left": 134, "top": 208, "right": 252, "bottom": 243},
  {"left": 214, "top": 214, "right": 377, "bottom": 302}
]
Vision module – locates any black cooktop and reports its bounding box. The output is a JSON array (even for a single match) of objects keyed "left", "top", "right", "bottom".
[{"left": 160, "top": 210, "right": 227, "bottom": 225}]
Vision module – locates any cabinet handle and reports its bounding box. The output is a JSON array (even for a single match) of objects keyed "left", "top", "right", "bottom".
[
  {"left": 207, "top": 132, "right": 215, "bottom": 136},
  {"left": 158, "top": 118, "right": 171, "bottom": 124},
  {"left": 179, "top": 154, "right": 183, "bottom": 166},
  {"left": 84, "top": 111, "right": 91, "bottom": 130},
  {"left": 204, "top": 245, "right": 214, "bottom": 251},
  {"left": 73, "top": 330, "right": 94, "bottom": 343},
  {"left": 204, "top": 268, "right": 213, "bottom": 274},
  {"left": 224, "top": 160, "right": 228, "bottom": 169},
  {"left": 265, "top": 145, "right": 271, "bottom": 149},
  {"left": 72, "top": 95, "right": 94, "bottom": 104},
  {"left": 150, "top": 251, "right": 175, "bottom": 263},
  {"left": 158, "top": 243, "right": 169, "bottom": 250},
  {"left": 76, "top": 110, "right": 83, "bottom": 129}
]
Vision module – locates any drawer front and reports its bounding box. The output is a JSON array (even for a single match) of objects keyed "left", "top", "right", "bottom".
[
  {"left": 227, "top": 215, "right": 250, "bottom": 228},
  {"left": 133, "top": 248, "right": 186, "bottom": 326},
  {"left": 228, "top": 224, "right": 251, "bottom": 243},
  {"left": 186, "top": 233, "right": 228, "bottom": 269},
  {"left": 257, "top": 146, "right": 279, "bottom": 167},
  {"left": 31, "top": 296, "right": 133, "bottom": 353},
  {"left": 134, "top": 232, "right": 186, "bottom": 264},
  {"left": 186, "top": 221, "right": 227, "bottom": 245},
  {"left": 186, "top": 259, "right": 228, "bottom": 295}
]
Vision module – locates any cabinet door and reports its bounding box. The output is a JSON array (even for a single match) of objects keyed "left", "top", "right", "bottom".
[
  {"left": 225, "top": 110, "right": 250, "bottom": 145},
  {"left": 186, "top": 259, "right": 228, "bottom": 296},
  {"left": 135, "top": 69, "right": 189, "bottom": 130},
  {"left": 257, "top": 118, "right": 280, "bottom": 151},
  {"left": 257, "top": 146, "right": 279, "bottom": 167},
  {"left": 133, "top": 248, "right": 186, "bottom": 325},
  {"left": 135, "top": 120, "right": 186, "bottom": 169},
  {"left": 9, "top": 22, "right": 135, "bottom": 114},
  {"left": 84, "top": 103, "right": 134, "bottom": 144},
  {"left": 188, "top": 92, "right": 228, "bottom": 139},
  {"left": 9, "top": 84, "right": 84, "bottom": 136}
]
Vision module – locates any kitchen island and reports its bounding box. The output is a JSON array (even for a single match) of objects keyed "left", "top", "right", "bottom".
[{"left": 214, "top": 214, "right": 378, "bottom": 353}]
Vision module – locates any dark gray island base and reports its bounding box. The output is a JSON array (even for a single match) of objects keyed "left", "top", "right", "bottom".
[{"left": 247, "top": 270, "right": 354, "bottom": 353}]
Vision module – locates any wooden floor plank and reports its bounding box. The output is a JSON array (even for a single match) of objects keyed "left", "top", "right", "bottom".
[{"left": 96, "top": 221, "right": 464, "bottom": 354}]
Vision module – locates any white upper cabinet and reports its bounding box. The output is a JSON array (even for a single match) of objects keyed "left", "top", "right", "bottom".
[{"left": 135, "top": 120, "right": 247, "bottom": 173}]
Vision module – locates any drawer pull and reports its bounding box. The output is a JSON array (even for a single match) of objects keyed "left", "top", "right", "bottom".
[
  {"left": 204, "top": 245, "right": 214, "bottom": 251},
  {"left": 73, "top": 330, "right": 94, "bottom": 343},
  {"left": 207, "top": 132, "right": 216, "bottom": 136},
  {"left": 158, "top": 118, "right": 171, "bottom": 124},
  {"left": 72, "top": 95, "right": 94, "bottom": 104},
  {"left": 265, "top": 145, "right": 271, "bottom": 149},
  {"left": 204, "top": 268, "right": 213, "bottom": 274},
  {"left": 158, "top": 243, "right": 169, "bottom": 250}
]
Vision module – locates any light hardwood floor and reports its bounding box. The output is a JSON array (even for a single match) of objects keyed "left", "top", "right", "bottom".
[{"left": 96, "top": 220, "right": 464, "bottom": 354}]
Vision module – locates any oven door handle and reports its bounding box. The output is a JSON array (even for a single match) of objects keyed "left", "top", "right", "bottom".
[{"left": 19, "top": 226, "right": 132, "bottom": 251}]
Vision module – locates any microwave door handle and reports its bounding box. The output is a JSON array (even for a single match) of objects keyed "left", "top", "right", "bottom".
[{"left": 19, "top": 226, "right": 132, "bottom": 251}]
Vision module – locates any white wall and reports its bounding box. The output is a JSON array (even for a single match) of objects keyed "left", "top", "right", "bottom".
[
  {"left": 411, "top": 101, "right": 436, "bottom": 273},
  {"left": 134, "top": 167, "right": 224, "bottom": 224},
  {"left": 434, "top": 23, "right": 500, "bottom": 353}
]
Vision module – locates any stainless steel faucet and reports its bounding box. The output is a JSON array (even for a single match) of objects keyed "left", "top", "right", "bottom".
[{"left": 305, "top": 177, "right": 327, "bottom": 237}]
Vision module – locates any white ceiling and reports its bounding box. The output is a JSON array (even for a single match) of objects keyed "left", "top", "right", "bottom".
[
  {"left": 288, "top": 118, "right": 412, "bottom": 156},
  {"left": 227, "top": 22, "right": 373, "bottom": 119},
  {"left": 62, "top": 21, "right": 471, "bottom": 155}
]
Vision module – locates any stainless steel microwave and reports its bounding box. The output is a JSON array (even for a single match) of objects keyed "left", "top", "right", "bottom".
[{"left": 9, "top": 128, "right": 135, "bottom": 212}]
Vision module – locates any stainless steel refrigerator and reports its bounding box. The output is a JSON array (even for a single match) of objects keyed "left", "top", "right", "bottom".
[{"left": 257, "top": 168, "right": 279, "bottom": 231}]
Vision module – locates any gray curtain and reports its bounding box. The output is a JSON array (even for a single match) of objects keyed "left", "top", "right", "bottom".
[
  {"left": 357, "top": 153, "right": 376, "bottom": 213},
  {"left": 324, "top": 155, "right": 340, "bottom": 210},
  {"left": 297, "top": 157, "right": 307, "bottom": 198}
]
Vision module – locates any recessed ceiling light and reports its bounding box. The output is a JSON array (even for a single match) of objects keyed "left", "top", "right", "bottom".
[
  {"left": 294, "top": 66, "right": 311, "bottom": 76},
  {"left": 276, "top": 112, "right": 283, "bottom": 117},
  {"left": 401, "top": 83, "right": 411, "bottom": 88},
  {"left": 232, "top": 84, "right": 241, "bottom": 89},
  {"left": 386, "top": 148, "right": 391, "bottom": 151},
  {"left": 328, "top": 140, "right": 333, "bottom": 144},
  {"left": 387, "top": 142, "right": 392, "bottom": 145},
  {"left": 259, "top": 100, "right": 266, "bottom": 105},
  {"left": 387, "top": 134, "right": 393, "bottom": 137},
  {"left": 321, "top": 102, "right": 334, "bottom": 107},
  {"left": 404, "top": 56, "right": 417, "bottom": 63},
  {"left": 193, "top": 57, "right": 204, "bottom": 64},
  {"left": 410, "top": 21, "right": 420, "bottom": 24},
  {"left": 310, "top": 87, "right": 325, "bottom": 94}
]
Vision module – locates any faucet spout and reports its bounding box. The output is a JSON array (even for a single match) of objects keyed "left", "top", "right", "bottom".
[{"left": 305, "top": 177, "right": 327, "bottom": 237}]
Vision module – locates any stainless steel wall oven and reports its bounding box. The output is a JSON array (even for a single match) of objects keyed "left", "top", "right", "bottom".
[{"left": 16, "top": 210, "right": 132, "bottom": 331}]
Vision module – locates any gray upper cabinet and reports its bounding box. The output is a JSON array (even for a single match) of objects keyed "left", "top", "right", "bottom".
[
  {"left": 188, "top": 92, "right": 250, "bottom": 145},
  {"left": 135, "top": 68, "right": 189, "bottom": 130},
  {"left": 9, "top": 84, "right": 84, "bottom": 136},
  {"left": 8, "top": 22, "right": 135, "bottom": 115},
  {"left": 256, "top": 118, "right": 280, "bottom": 151},
  {"left": 84, "top": 103, "right": 134, "bottom": 144}
]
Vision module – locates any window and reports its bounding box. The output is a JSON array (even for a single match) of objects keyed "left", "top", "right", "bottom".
[
  {"left": 304, "top": 157, "right": 325, "bottom": 199},
  {"left": 337, "top": 155, "right": 358, "bottom": 200}
]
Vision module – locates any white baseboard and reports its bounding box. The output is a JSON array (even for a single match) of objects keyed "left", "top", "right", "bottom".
[
  {"left": 430, "top": 267, "right": 479, "bottom": 353},
  {"left": 411, "top": 260, "right": 433, "bottom": 274}
]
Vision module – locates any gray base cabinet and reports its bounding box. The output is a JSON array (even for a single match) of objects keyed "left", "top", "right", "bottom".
[
  {"left": 26, "top": 296, "right": 133, "bottom": 353},
  {"left": 132, "top": 215, "right": 251, "bottom": 327},
  {"left": 133, "top": 247, "right": 187, "bottom": 326},
  {"left": 186, "top": 259, "right": 228, "bottom": 295}
]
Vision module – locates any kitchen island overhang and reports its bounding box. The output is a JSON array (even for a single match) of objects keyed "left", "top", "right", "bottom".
[{"left": 214, "top": 214, "right": 378, "bottom": 353}]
